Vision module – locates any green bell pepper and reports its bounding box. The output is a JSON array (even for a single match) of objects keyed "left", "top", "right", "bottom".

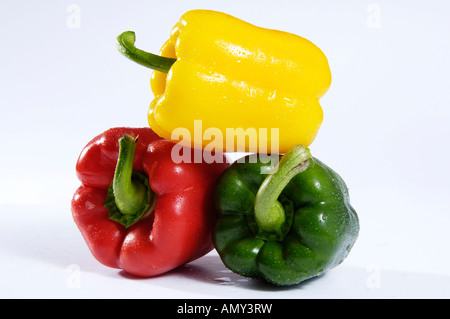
[{"left": 213, "top": 145, "right": 360, "bottom": 286}]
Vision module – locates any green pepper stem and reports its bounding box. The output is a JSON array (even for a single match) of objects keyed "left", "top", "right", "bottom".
[
  {"left": 116, "top": 31, "right": 176, "bottom": 73},
  {"left": 254, "top": 145, "right": 311, "bottom": 235}
]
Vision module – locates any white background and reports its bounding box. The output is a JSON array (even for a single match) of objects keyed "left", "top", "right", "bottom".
[{"left": 1, "top": 0, "right": 449, "bottom": 298}]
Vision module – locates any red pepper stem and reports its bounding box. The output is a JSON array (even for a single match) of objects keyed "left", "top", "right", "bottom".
[
  {"left": 105, "top": 135, "right": 155, "bottom": 228},
  {"left": 254, "top": 145, "right": 311, "bottom": 235},
  {"left": 116, "top": 31, "right": 176, "bottom": 73}
]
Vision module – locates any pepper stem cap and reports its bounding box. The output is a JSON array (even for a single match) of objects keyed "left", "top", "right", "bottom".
[
  {"left": 253, "top": 145, "right": 311, "bottom": 240},
  {"left": 104, "top": 135, "right": 156, "bottom": 228}
]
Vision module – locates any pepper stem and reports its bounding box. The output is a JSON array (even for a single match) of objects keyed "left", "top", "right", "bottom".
[
  {"left": 254, "top": 145, "right": 311, "bottom": 237},
  {"left": 104, "top": 135, "right": 156, "bottom": 228},
  {"left": 116, "top": 31, "right": 176, "bottom": 73}
]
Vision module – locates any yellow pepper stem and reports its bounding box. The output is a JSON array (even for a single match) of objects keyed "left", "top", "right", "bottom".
[{"left": 116, "top": 31, "right": 176, "bottom": 73}]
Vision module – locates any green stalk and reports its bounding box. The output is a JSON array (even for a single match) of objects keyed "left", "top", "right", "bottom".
[
  {"left": 116, "top": 31, "right": 176, "bottom": 73},
  {"left": 104, "top": 135, "right": 156, "bottom": 228},
  {"left": 254, "top": 145, "right": 311, "bottom": 236}
]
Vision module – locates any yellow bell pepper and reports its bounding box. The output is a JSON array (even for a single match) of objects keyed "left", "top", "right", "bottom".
[{"left": 117, "top": 9, "right": 331, "bottom": 153}]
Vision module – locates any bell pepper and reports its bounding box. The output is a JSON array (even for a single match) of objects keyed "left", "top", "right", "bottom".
[
  {"left": 71, "top": 127, "right": 229, "bottom": 277},
  {"left": 116, "top": 9, "right": 331, "bottom": 153},
  {"left": 213, "top": 145, "right": 359, "bottom": 286}
]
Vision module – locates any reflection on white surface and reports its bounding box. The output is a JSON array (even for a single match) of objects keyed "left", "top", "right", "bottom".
[{"left": 1, "top": 204, "right": 449, "bottom": 298}]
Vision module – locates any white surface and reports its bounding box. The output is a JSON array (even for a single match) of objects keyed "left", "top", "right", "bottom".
[
  {"left": 1, "top": 0, "right": 450, "bottom": 298},
  {"left": 1, "top": 205, "right": 449, "bottom": 299}
]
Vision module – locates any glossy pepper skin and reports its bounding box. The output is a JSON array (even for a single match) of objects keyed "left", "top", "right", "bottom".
[
  {"left": 117, "top": 9, "right": 331, "bottom": 153},
  {"left": 213, "top": 146, "right": 359, "bottom": 286},
  {"left": 71, "top": 127, "right": 229, "bottom": 277}
]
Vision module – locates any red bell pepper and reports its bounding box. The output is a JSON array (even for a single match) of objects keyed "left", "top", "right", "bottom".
[{"left": 71, "top": 127, "right": 229, "bottom": 277}]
